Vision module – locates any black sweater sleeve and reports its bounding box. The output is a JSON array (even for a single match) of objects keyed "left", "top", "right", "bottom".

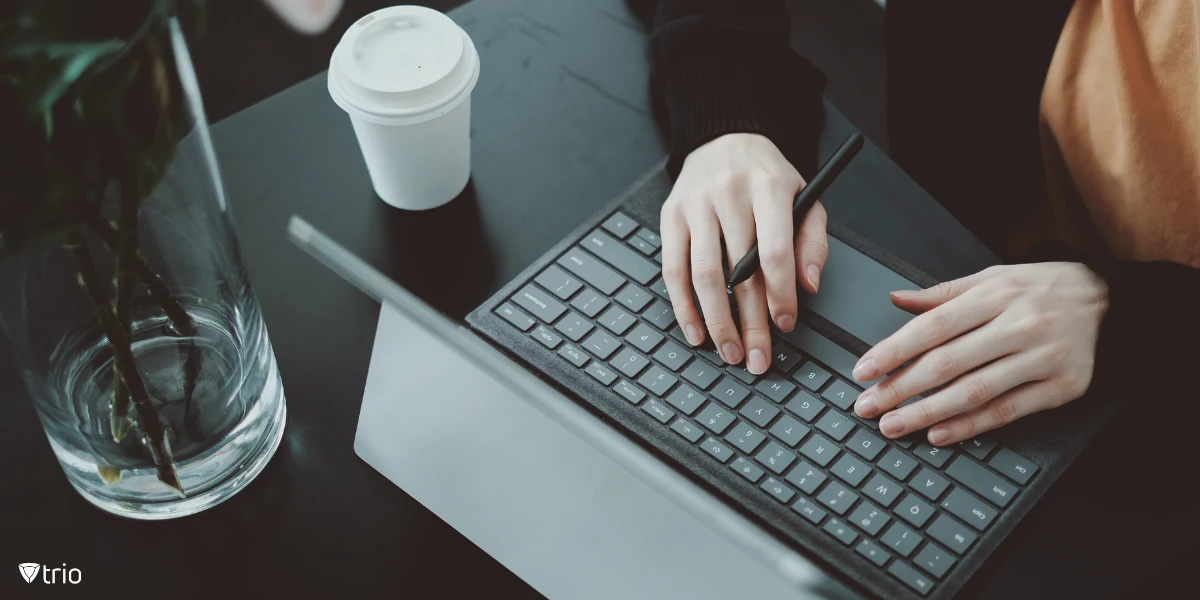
[{"left": 628, "top": 0, "right": 827, "bottom": 179}]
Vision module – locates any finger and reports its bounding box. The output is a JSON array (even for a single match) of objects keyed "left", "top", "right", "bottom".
[
  {"left": 853, "top": 285, "right": 1002, "bottom": 382},
  {"left": 794, "top": 200, "right": 828, "bottom": 295},
  {"left": 660, "top": 201, "right": 705, "bottom": 346},
  {"left": 751, "top": 182, "right": 798, "bottom": 331},
  {"left": 888, "top": 267, "right": 1000, "bottom": 315},
  {"left": 856, "top": 319, "right": 1020, "bottom": 418},
  {"left": 719, "top": 206, "right": 773, "bottom": 374},
  {"left": 688, "top": 208, "right": 743, "bottom": 364},
  {"left": 923, "top": 379, "right": 1059, "bottom": 444},
  {"left": 877, "top": 351, "right": 1049, "bottom": 439}
]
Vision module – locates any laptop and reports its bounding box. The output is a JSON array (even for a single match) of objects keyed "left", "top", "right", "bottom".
[{"left": 291, "top": 164, "right": 1122, "bottom": 600}]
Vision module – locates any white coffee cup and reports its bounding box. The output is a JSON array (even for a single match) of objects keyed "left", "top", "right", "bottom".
[{"left": 328, "top": 6, "right": 480, "bottom": 210}]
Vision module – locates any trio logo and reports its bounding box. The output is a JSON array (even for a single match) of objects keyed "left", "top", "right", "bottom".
[{"left": 17, "top": 562, "right": 81, "bottom": 584}]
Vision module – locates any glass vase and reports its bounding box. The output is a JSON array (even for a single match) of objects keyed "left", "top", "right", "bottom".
[{"left": 0, "top": 5, "right": 286, "bottom": 519}]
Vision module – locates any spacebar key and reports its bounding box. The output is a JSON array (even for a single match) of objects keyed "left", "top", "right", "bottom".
[{"left": 582, "top": 230, "right": 659, "bottom": 284}]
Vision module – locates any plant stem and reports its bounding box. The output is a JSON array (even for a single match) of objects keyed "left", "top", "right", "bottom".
[
  {"left": 110, "top": 178, "right": 138, "bottom": 442},
  {"left": 66, "top": 231, "right": 183, "bottom": 495}
]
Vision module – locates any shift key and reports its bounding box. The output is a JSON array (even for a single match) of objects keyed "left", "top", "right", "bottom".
[
  {"left": 558, "top": 248, "right": 626, "bottom": 295},
  {"left": 581, "top": 230, "right": 659, "bottom": 284},
  {"left": 946, "top": 456, "right": 1017, "bottom": 508}
]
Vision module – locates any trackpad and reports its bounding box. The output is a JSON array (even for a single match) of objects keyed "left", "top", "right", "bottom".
[{"left": 804, "top": 236, "right": 918, "bottom": 346}]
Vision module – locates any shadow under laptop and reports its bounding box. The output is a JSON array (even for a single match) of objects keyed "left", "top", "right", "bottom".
[{"left": 367, "top": 180, "right": 498, "bottom": 321}]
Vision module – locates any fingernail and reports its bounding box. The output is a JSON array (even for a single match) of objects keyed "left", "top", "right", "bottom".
[
  {"left": 929, "top": 427, "right": 951, "bottom": 444},
  {"left": 748, "top": 348, "right": 769, "bottom": 374},
  {"left": 890, "top": 290, "right": 918, "bottom": 300},
  {"left": 807, "top": 265, "right": 821, "bottom": 291},
  {"left": 880, "top": 413, "right": 904, "bottom": 436},
  {"left": 684, "top": 324, "right": 702, "bottom": 346},
  {"left": 853, "top": 358, "right": 878, "bottom": 381},
  {"left": 721, "top": 342, "right": 743, "bottom": 365},
  {"left": 776, "top": 314, "right": 795, "bottom": 332},
  {"left": 855, "top": 393, "right": 876, "bottom": 417}
]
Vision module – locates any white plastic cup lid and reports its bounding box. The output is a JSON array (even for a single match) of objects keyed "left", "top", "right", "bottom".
[{"left": 328, "top": 5, "right": 480, "bottom": 125}]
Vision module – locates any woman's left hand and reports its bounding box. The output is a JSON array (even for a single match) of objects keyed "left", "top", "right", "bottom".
[{"left": 852, "top": 263, "right": 1109, "bottom": 445}]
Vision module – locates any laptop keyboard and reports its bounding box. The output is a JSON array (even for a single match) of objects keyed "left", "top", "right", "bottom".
[{"left": 493, "top": 211, "right": 1039, "bottom": 597}]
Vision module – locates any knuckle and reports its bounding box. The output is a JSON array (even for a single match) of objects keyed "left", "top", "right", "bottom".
[
  {"left": 957, "top": 418, "right": 979, "bottom": 441},
  {"left": 880, "top": 379, "right": 907, "bottom": 406},
  {"left": 934, "top": 280, "right": 956, "bottom": 299},
  {"left": 929, "top": 349, "right": 958, "bottom": 379},
  {"left": 692, "top": 261, "right": 725, "bottom": 287},
  {"left": 962, "top": 376, "right": 991, "bottom": 406},
  {"left": 713, "top": 170, "right": 743, "bottom": 194},
  {"left": 758, "top": 239, "right": 793, "bottom": 271},
  {"left": 911, "top": 402, "right": 935, "bottom": 427},
  {"left": 801, "top": 237, "right": 830, "bottom": 260},
  {"left": 925, "top": 311, "right": 952, "bottom": 340},
  {"left": 989, "top": 399, "right": 1019, "bottom": 426}
]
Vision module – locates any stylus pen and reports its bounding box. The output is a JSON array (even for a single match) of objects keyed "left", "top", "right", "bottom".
[{"left": 726, "top": 132, "right": 864, "bottom": 291}]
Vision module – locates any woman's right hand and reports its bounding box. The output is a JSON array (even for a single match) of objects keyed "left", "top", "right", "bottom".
[{"left": 660, "top": 133, "right": 829, "bottom": 375}]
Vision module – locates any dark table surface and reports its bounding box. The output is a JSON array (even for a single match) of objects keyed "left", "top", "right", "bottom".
[{"left": 1, "top": 0, "right": 1173, "bottom": 598}]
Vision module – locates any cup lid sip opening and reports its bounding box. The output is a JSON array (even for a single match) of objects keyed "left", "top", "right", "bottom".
[{"left": 329, "top": 5, "right": 479, "bottom": 125}]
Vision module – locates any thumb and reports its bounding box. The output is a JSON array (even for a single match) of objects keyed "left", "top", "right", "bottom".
[{"left": 890, "top": 268, "right": 995, "bottom": 313}]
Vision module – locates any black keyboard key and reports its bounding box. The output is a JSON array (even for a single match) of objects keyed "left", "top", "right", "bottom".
[
  {"left": 681, "top": 360, "right": 720, "bottom": 390},
  {"left": 989, "top": 447, "right": 1039, "bottom": 485},
  {"left": 609, "top": 347, "right": 650, "bottom": 378},
  {"left": 913, "top": 542, "right": 955, "bottom": 579},
  {"left": 791, "top": 361, "right": 831, "bottom": 390},
  {"left": 669, "top": 324, "right": 688, "bottom": 345},
  {"left": 636, "top": 228, "right": 662, "bottom": 248},
  {"left": 641, "top": 398, "right": 675, "bottom": 424},
  {"left": 846, "top": 428, "right": 885, "bottom": 460},
  {"left": 849, "top": 500, "right": 891, "bottom": 536},
  {"left": 815, "top": 411, "right": 856, "bottom": 441},
  {"left": 771, "top": 341, "right": 804, "bottom": 373},
  {"left": 823, "top": 517, "right": 859, "bottom": 546},
  {"left": 581, "top": 330, "right": 620, "bottom": 360},
  {"left": 711, "top": 377, "right": 751, "bottom": 408},
  {"left": 895, "top": 493, "right": 934, "bottom": 527},
  {"left": 554, "top": 311, "right": 594, "bottom": 342},
  {"left": 760, "top": 476, "right": 796, "bottom": 504},
  {"left": 913, "top": 443, "right": 954, "bottom": 468},
  {"left": 652, "top": 341, "right": 691, "bottom": 371},
  {"left": 569, "top": 288, "right": 609, "bottom": 318},
  {"left": 665, "top": 385, "right": 705, "bottom": 416},
  {"left": 654, "top": 251, "right": 663, "bottom": 264},
  {"left": 724, "top": 364, "right": 756, "bottom": 385},
  {"left": 696, "top": 402, "right": 736, "bottom": 434},
  {"left": 946, "top": 455, "right": 1017, "bottom": 507},
  {"left": 626, "top": 323, "right": 664, "bottom": 353},
  {"left": 584, "top": 361, "right": 618, "bottom": 385},
  {"left": 940, "top": 488, "right": 997, "bottom": 531},
  {"left": 879, "top": 448, "right": 919, "bottom": 481},
  {"left": 696, "top": 345, "right": 723, "bottom": 366},
  {"left": 700, "top": 436, "right": 735, "bottom": 463},
  {"left": 830, "top": 454, "right": 871, "bottom": 487},
  {"left": 785, "top": 461, "right": 827, "bottom": 494},
  {"left": 535, "top": 265, "right": 583, "bottom": 300},
  {"left": 530, "top": 325, "right": 563, "bottom": 349},
  {"left": 557, "top": 343, "right": 588, "bottom": 367},
  {"left": 817, "top": 481, "right": 859, "bottom": 515},
  {"left": 730, "top": 457, "right": 765, "bottom": 483},
  {"left": 768, "top": 415, "right": 809, "bottom": 447},
  {"left": 894, "top": 435, "right": 919, "bottom": 449},
  {"left": 615, "top": 285, "right": 652, "bottom": 312},
  {"left": 627, "top": 235, "right": 657, "bottom": 255},
  {"left": 777, "top": 321, "right": 884, "bottom": 387},
  {"left": 798, "top": 432, "right": 840, "bottom": 467},
  {"left": 821, "top": 379, "right": 859, "bottom": 411},
  {"left": 670, "top": 418, "right": 704, "bottom": 443},
  {"left": 882, "top": 522, "right": 923, "bottom": 558},
  {"left": 598, "top": 305, "right": 636, "bottom": 335},
  {"left": 636, "top": 365, "right": 677, "bottom": 397},
  {"left": 613, "top": 380, "right": 645, "bottom": 405},
  {"left": 791, "top": 496, "right": 827, "bottom": 524},
  {"left": 725, "top": 422, "right": 767, "bottom": 454},
  {"left": 755, "top": 373, "right": 797, "bottom": 403},
  {"left": 754, "top": 441, "right": 797, "bottom": 475},
  {"left": 739, "top": 396, "right": 780, "bottom": 428},
  {"left": 856, "top": 539, "right": 891, "bottom": 567},
  {"left": 642, "top": 300, "right": 676, "bottom": 330},
  {"left": 648, "top": 277, "right": 670, "bottom": 300},
  {"left": 558, "top": 248, "right": 625, "bottom": 295},
  {"left": 926, "top": 514, "right": 977, "bottom": 555},
  {"left": 911, "top": 467, "right": 951, "bottom": 501},
  {"left": 959, "top": 436, "right": 998, "bottom": 461},
  {"left": 888, "top": 561, "right": 934, "bottom": 596},
  {"left": 582, "top": 230, "right": 659, "bottom": 285},
  {"left": 602, "top": 212, "right": 638, "bottom": 239},
  {"left": 784, "top": 391, "right": 826, "bottom": 422},
  {"left": 513, "top": 285, "right": 567, "bottom": 323},
  {"left": 863, "top": 473, "right": 903, "bottom": 507},
  {"left": 496, "top": 302, "right": 536, "bottom": 331}
]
